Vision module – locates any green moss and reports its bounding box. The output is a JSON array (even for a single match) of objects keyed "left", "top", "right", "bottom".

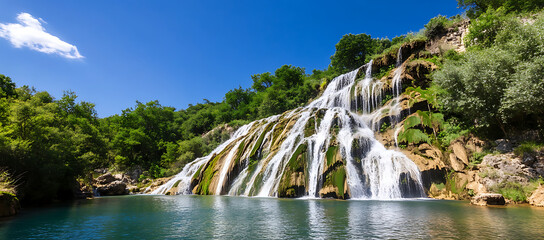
[
  {"left": 271, "top": 117, "right": 289, "bottom": 145},
  {"left": 288, "top": 144, "right": 308, "bottom": 171},
  {"left": 192, "top": 164, "right": 204, "bottom": 180},
  {"left": 326, "top": 146, "right": 339, "bottom": 166},
  {"left": 334, "top": 167, "right": 346, "bottom": 198},
  {"left": 249, "top": 172, "right": 265, "bottom": 196},
  {"left": 195, "top": 154, "right": 222, "bottom": 195},
  {"left": 172, "top": 180, "right": 181, "bottom": 188},
  {"left": 250, "top": 122, "right": 275, "bottom": 158},
  {"left": 304, "top": 117, "right": 316, "bottom": 137},
  {"left": 322, "top": 166, "right": 347, "bottom": 199},
  {"left": 278, "top": 144, "right": 308, "bottom": 198},
  {"left": 236, "top": 140, "right": 246, "bottom": 162}
]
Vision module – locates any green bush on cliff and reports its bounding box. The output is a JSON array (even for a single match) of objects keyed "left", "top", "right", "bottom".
[
  {"left": 434, "top": 12, "right": 544, "bottom": 137},
  {"left": 424, "top": 15, "right": 461, "bottom": 39},
  {"left": 458, "top": 0, "right": 544, "bottom": 18}
]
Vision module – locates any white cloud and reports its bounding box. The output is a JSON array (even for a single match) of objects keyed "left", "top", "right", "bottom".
[{"left": 0, "top": 13, "right": 83, "bottom": 59}]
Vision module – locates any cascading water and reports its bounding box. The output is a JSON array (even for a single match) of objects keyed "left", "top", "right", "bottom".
[
  {"left": 153, "top": 58, "right": 425, "bottom": 199},
  {"left": 391, "top": 47, "right": 404, "bottom": 146}
]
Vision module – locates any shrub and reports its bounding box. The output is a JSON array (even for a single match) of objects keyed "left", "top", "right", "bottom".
[
  {"left": 434, "top": 13, "right": 544, "bottom": 136},
  {"left": 464, "top": 8, "right": 509, "bottom": 48},
  {"left": 425, "top": 15, "right": 450, "bottom": 39},
  {"left": 514, "top": 142, "right": 543, "bottom": 156}
]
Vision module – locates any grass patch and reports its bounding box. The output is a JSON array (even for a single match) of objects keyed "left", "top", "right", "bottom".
[{"left": 514, "top": 142, "right": 543, "bottom": 156}]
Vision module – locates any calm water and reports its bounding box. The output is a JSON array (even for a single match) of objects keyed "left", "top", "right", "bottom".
[{"left": 1, "top": 195, "right": 544, "bottom": 239}]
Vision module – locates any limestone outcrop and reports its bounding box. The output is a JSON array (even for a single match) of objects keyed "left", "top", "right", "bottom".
[
  {"left": 95, "top": 173, "right": 131, "bottom": 196},
  {"left": 471, "top": 193, "right": 506, "bottom": 206},
  {"left": 528, "top": 186, "right": 544, "bottom": 207}
]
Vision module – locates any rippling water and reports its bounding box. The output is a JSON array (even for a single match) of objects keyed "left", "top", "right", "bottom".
[{"left": 1, "top": 195, "right": 544, "bottom": 239}]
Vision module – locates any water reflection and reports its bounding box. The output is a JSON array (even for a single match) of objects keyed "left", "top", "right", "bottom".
[{"left": 2, "top": 196, "right": 544, "bottom": 239}]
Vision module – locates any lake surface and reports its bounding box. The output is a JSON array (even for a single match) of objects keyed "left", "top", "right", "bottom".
[{"left": 1, "top": 195, "right": 544, "bottom": 239}]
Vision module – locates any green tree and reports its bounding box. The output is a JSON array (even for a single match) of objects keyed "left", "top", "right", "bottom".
[
  {"left": 0, "top": 74, "right": 17, "bottom": 99},
  {"left": 330, "top": 33, "right": 374, "bottom": 73}
]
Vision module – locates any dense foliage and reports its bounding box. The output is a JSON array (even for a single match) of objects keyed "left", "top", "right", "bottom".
[
  {"left": 433, "top": 11, "right": 544, "bottom": 136},
  {"left": 0, "top": 79, "right": 106, "bottom": 203},
  {"left": 330, "top": 33, "right": 397, "bottom": 73},
  {"left": 458, "top": 0, "right": 544, "bottom": 18}
]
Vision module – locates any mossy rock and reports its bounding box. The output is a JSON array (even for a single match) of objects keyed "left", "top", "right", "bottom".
[
  {"left": 277, "top": 144, "right": 309, "bottom": 198},
  {"left": 304, "top": 117, "right": 316, "bottom": 137},
  {"left": 321, "top": 166, "right": 348, "bottom": 199},
  {"left": 320, "top": 144, "right": 349, "bottom": 199}
]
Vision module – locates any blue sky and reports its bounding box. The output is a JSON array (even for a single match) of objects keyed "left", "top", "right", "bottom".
[{"left": 0, "top": 0, "right": 463, "bottom": 117}]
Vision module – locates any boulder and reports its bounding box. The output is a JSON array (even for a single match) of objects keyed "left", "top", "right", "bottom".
[
  {"left": 452, "top": 142, "right": 469, "bottom": 165},
  {"left": 479, "top": 154, "right": 537, "bottom": 188},
  {"left": 495, "top": 139, "right": 513, "bottom": 153},
  {"left": 471, "top": 193, "right": 506, "bottom": 206},
  {"left": 0, "top": 192, "right": 20, "bottom": 217},
  {"left": 449, "top": 153, "right": 466, "bottom": 171},
  {"left": 96, "top": 173, "right": 117, "bottom": 185},
  {"left": 96, "top": 181, "right": 128, "bottom": 196},
  {"left": 528, "top": 186, "right": 544, "bottom": 207}
]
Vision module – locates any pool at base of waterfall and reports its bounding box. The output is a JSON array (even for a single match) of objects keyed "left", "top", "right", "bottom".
[{"left": 2, "top": 195, "right": 544, "bottom": 239}]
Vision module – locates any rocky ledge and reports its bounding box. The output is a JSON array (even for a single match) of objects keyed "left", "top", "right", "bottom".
[
  {"left": 529, "top": 186, "right": 544, "bottom": 207},
  {"left": 471, "top": 193, "right": 506, "bottom": 206}
]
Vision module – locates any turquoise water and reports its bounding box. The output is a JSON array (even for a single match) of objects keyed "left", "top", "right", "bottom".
[{"left": 1, "top": 195, "right": 544, "bottom": 239}]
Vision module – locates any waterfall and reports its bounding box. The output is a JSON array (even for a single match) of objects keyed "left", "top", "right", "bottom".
[
  {"left": 391, "top": 47, "right": 404, "bottom": 147},
  {"left": 153, "top": 59, "right": 425, "bottom": 199}
]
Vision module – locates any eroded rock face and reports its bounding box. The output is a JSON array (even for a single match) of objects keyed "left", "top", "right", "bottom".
[
  {"left": 479, "top": 154, "right": 538, "bottom": 188},
  {"left": 529, "top": 186, "right": 544, "bottom": 207},
  {"left": 94, "top": 173, "right": 132, "bottom": 196},
  {"left": 471, "top": 193, "right": 506, "bottom": 206},
  {"left": 0, "top": 192, "right": 20, "bottom": 217},
  {"left": 97, "top": 181, "right": 128, "bottom": 196},
  {"left": 426, "top": 20, "right": 470, "bottom": 54},
  {"left": 452, "top": 141, "right": 469, "bottom": 165}
]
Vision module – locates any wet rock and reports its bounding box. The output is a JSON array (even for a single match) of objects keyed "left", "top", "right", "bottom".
[
  {"left": 143, "top": 177, "right": 173, "bottom": 194},
  {"left": 471, "top": 193, "right": 506, "bottom": 206},
  {"left": 495, "top": 139, "right": 513, "bottom": 153},
  {"left": 0, "top": 192, "right": 20, "bottom": 217},
  {"left": 528, "top": 186, "right": 544, "bottom": 207}
]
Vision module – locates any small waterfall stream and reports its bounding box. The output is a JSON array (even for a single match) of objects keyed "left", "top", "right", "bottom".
[{"left": 153, "top": 58, "right": 425, "bottom": 199}]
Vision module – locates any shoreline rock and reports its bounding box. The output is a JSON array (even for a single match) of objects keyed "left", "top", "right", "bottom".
[
  {"left": 471, "top": 193, "right": 506, "bottom": 206},
  {"left": 529, "top": 186, "right": 544, "bottom": 207}
]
